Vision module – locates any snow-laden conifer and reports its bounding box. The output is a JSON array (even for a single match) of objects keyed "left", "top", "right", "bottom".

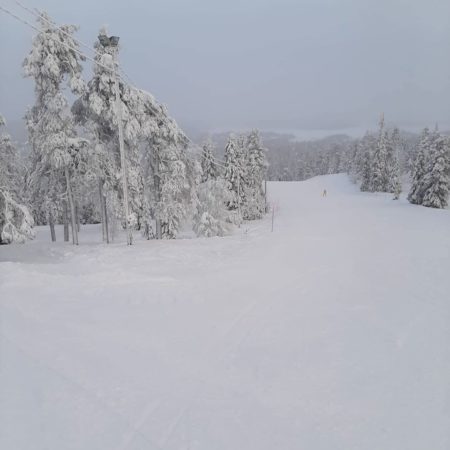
[
  {"left": 24, "top": 12, "right": 86, "bottom": 244},
  {"left": 359, "top": 133, "right": 375, "bottom": 192},
  {"left": 200, "top": 139, "right": 220, "bottom": 182},
  {"left": 371, "top": 115, "right": 389, "bottom": 192},
  {"left": 408, "top": 128, "right": 430, "bottom": 205},
  {"left": 421, "top": 135, "right": 449, "bottom": 208},
  {"left": 73, "top": 29, "right": 143, "bottom": 238},
  {"left": 138, "top": 91, "right": 199, "bottom": 239},
  {"left": 193, "top": 178, "right": 233, "bottom": 237},
  {"left": 0, "top": 116, "right": 35, "bottom": 244},
  {"left": 242, "top": 130, "right": 268, "bottom": 220},
  {"left": 387, "top": 127, "right": 402, "bottom": 197},
  {"left": 224, "top": 135, "right": 244, "bottom": 222}
]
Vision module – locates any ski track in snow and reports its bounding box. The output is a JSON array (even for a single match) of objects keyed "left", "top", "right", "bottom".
[{"left": 1, "top": 174, "right": 450, "bottom": 450}]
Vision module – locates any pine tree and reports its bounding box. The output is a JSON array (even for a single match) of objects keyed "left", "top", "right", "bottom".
[
  {"left": 242, "top": 130, "right": 268, "bottom": 220},
  {"left": 154, "top": 140, "right": 199, "bottom": 239},
  {"left": 387, "top": 127, "right": 402, "bottom": 196},
  {"left": 74, "top": 31, "right": 198, "bottom": 241},
  {"left": 408, "top": 128, "right": 430, "bottom": 205},
  {"left": 224, "top": 135, "right": 243, "bottom": 221},
  {"left": 139, "top": 91, "right": 199, "bottom": 239},
  {"left": 200, "top": 139, "right": 220, "bottom": 182},
  {"left": 24, "top": 12, "right": 86, "bottom": 244},
  {"left": 0, "top": 116, "right": 35, "bottom": 244},
  {"left": 421, "top": 135, "right": 449, "bottom": 208},
  {"left": 74, "top": 29, "right": 148, "bottom": 240},
  {"left": 359, "top": 133, "right": 375, "bottom": 192},
  {"left": 193, "top": 178, "right": 233, "bottom": 237},
  {"left": 371, "top": 115, "right": 389, "bottom": 192}
]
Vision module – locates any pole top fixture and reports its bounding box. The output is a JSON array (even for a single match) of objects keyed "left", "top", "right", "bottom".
[{"left": 98, "top": 34, "right": 120, "bottom": 47}]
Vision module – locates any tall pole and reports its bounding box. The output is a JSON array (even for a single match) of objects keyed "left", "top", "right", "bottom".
[
  {"left": 154, "top": 153, "right": 162, "bottom": 240},
  {"left": 112, "top": 47, "right": 132, "bottom": 245},
  {"left": 237, "top": 166, "right": 242, "bottom": 228}
]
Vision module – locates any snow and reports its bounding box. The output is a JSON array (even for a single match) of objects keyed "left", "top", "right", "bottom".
[{"left": 1, "top": 174, "right": 449, "bottom": 450}]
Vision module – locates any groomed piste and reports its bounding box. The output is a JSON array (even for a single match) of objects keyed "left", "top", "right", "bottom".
[{"left": 1, "top": 174, "right": 449, "bottom": 450}]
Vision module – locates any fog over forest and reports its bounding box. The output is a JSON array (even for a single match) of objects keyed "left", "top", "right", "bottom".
[{"left": 2, "top": 0, "right": 450, "bottom": 138}]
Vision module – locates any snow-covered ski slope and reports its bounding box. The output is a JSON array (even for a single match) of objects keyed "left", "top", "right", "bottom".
[{"left": 1, "top": 174, "right": 449, "bottom": 450}]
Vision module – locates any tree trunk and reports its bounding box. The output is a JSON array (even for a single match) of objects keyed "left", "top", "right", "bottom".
[
  {"left": 99, "top": 181, "right": 105, "bottom": 242},
  {"left": 153, "top": 153, "right": 162, "bottom": 239},
  {"left": 104, "top": 200, "right": 109, "bottom": 244},
  {"left": 75, "top": 203, "right": 81, "bottom": 232},
  {"left": 264, "top": 179, "right": 268, "bottom": 212},
  {"left": 63, "top": 201, "right": 69, "bottom": 242},
  {"left": 98, "top": 180, "right": 109, "bottom": 243},
  {"left": 65, "top": 167, "right": 78, "bottom": 245},
  {"left": 49, "top": 216, "right": 56, "bottom": 242}
]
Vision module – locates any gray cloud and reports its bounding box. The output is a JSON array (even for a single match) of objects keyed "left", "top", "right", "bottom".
[{"left": 1, "top": 0, "right": 450, "bottom": 135}]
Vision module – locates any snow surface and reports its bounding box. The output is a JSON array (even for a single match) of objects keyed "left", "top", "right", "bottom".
[{"left": 1, "top": 174, "right": 449, "bottom": 450}]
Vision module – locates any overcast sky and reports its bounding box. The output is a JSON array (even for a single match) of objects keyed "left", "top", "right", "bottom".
[{"left": 1, "top": 0, "right": 450, "bottom": 135}]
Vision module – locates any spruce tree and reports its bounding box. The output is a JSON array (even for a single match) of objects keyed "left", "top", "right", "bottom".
[
  {"left": 387, "top": 127, "right": 402, "bottom": 196},
  {"left": 0, "top": 116, "right": 35, "bottom": 244},
  {"left": 421, "top": 135, "right": 449, "bottom": 208},
  {"left": 359, "top": 133, "right": 375, "bottom": 192},
  {"left": 193, "top": 178, "right": 233, "bottom": 237},
  {"left": 224, "top": 135, "right": 243, "bottom": 221},
  {"left": 73, "top": 29, "right": 142, "bottom": 239},
  {"left": 371, "top": 115, "right": 388, "bottom": 192},
  {"left": 200, "top": 138, "right": 219, "bottom": 182},
  {"left": 408, "top": 128, "right": 430, "bottom": 205},
  {"left": 139, "top": 92, "right": 199, "bottom": 239},
  {"left": 24, "top": 12, "right": 86, "bottom": 244},
  {"left": 242, "top": 130, "right": 268, "bottom": 220}
]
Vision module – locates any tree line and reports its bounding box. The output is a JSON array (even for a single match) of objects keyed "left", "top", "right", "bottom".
[
  {"left": 262, "top": 116, "right": 449, "bottom": 208},
  {"left": 0, "top": 13, "right": 268, "bottom": 244},
  {"left": 349, "top": 115, "right": 449, "bottom": 208}
]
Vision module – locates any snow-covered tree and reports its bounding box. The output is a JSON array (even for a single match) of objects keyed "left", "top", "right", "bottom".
[
  {"left": 359, "top": 133, "right": 375, "bottom": 192},
  {"left": 0, "top": 116, "right": 35, "bottom": 244},
  {"left": 74, "top": 31, "right": 198, "bottom": 241},
  {"left": 24, "top": 12, "right": 86, "bottom": 244},
  {"left": 387, "top": 127, "right": 402, "bottom": 197},
  {"left": 151, "top": 139, "right": 199, "bottom": 239},
  {"left": 371, "top": 115, "right": 389, "bottom": 192},
  {"left": 193, "top": 178, "right": 233, "bottom": 237},
  {"left": 242, "top": 130, "right": 268, "bottom": 220},
  {"left": 408, "top": 128, "right": 430, "bottom": 205},
  {"left": 73, "top": 29, "right": 148, "bottom": 240},
  {"left": 224, "top": 135, "right": 244, "bottom": 220},
  {"left": 138, "top": 89, "right": 199, "bottom": 239},
  {"left": 200, "top": 138, "right": 220, "bottom": 182},
  {"left": 421, "top": 134, "right": 449, "bottom": 208}
]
